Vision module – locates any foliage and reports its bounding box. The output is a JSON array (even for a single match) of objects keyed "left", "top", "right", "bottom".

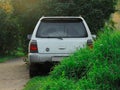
[
  {"left": 11, "top": 0, "right": 116, "bottom": 53},
  {"left": 51, "top": 48, "right": 94, "bottom": 80},
  {"left": 24, "top": 77, "right": 76, "bottom": 90},
  {"left": 0, "top": 55, "right": 15, "bottom": 63},
  {"left": 0, "top": 0, "right": 13, "bottom": 13},
  {"left": 0, "top": 0, "right": 117, "bottom": 54},
  {"left": 85, "top": 28, "right": 120, "bottom": 89},
  {"left": 24, "top": 28, "right": 120, "bottom": 90},
  {"left": 0, "top": 8, "right": 20, "bottom": 56}
]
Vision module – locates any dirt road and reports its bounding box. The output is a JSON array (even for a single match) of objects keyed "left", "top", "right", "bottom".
[{"left": 0, "top": 58, "right": 29, "bottom": 90}]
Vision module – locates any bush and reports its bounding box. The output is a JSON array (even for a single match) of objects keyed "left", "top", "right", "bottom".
[
  {"left": 49, "top": 28, "right": 120, "bottom": 89},
  {"left": 0, "top": 8, "right": 20, "bottom": 56},
  {"left": 41, "top": 78, "right": 76, "bottom": 90},
  {"left": 25, "top": 28, "right": 120, "bottom": 90},
  {"left": 24, "top": 77, "right": 76, "bottom": 90},
  {"left": 51, "top": 48, "right": 94, "bottom": 80},
  {"left": 84, "top": 29, "right": 120, "bottom": 89},
  {"left": 24, "top": 28, "right": 120, "bottom": 90}
]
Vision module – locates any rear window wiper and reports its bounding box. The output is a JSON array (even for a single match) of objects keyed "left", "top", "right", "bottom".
[
  {"left": 38, "top": 36, "right": 63, "bottom": 40},
  {"left": 57, "top": 37, "right": 63, "bottom": 40}
]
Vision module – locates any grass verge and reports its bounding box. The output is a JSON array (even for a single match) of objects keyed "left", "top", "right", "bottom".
[
  {"left": 0, "top": 48, "right": 25, "bottom": 63},
  {"left": 24, "top": 27, "right": 120, "bottom": 90},
  {"left": 0, "top": 56, "right": 16, "bottom": 63}
]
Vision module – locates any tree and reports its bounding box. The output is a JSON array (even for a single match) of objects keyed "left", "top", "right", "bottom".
[
  {"left": 11, "top": 0, "right": 116, "bottom": 53},
  {"left": 0, "top": 8, "right": 20, "bottom": 56}
]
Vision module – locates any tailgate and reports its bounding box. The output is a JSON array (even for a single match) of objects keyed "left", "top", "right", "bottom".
[{"left": 37, "top": 38, "right": 87, "bottom": 54}]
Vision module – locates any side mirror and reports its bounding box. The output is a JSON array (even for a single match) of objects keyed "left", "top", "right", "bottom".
[
  {"left": 27, "top": 34, "right": 32, "bottom": 40},
  {"left": 92, "top": 35, "right": 96, "bottom": 40}
]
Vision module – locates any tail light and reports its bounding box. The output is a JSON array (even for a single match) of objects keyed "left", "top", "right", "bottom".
[
  {"left": 87, "top": 39, "right": 93, "bottom": 49},
  {"left": 30, "top": 40, "right": 38, "bottom": 53}
]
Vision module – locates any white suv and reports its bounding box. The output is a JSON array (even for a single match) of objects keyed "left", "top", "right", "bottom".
[{"left": 28, "top": 16, "right": 94, "bottom": 77}]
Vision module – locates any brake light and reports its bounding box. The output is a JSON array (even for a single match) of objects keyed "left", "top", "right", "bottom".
[
  {"left": 87, "top": 39, "right": 93, "bottom": 49},
  {"left": 30, "top": 40, "right": 38, "bottom": 53}
]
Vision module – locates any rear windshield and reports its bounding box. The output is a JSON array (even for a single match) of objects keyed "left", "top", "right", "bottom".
[{"left": 36, "top": 18, "right": 88, "bottom": 38}]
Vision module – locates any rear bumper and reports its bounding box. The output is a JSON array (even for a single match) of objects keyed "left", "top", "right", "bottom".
[{"left": 28, "top": 53, "right": 70, "bottom": 63}]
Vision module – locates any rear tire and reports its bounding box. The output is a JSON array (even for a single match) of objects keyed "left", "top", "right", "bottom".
[
  {"left": 29, "top": 64, "right": 38, "bottom": 78},
  {"left": 29, "top": 62, "right": 54, "bottom": 78}
]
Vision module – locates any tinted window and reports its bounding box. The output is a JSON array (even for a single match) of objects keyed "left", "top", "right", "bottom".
[{"left": 36, "top": 19, "right": 88, "bottom": 38}]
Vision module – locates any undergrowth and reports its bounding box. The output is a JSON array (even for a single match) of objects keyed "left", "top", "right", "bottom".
[{"left": 24, "top": 27, "right": 120, "bottom": 90}]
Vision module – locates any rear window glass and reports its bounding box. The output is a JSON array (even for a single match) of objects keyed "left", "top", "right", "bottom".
[{"left": 36, "top": 18, "right": 88, "bottom": 38}]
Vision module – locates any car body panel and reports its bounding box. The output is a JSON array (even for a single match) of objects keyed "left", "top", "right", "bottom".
[{"left": 28, "top": 16, "right": 93, "bottom": 63}]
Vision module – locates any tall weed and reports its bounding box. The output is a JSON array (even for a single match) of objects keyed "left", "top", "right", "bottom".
[{"left": 24, "top": 28, "right": 120, "bottom": 90}]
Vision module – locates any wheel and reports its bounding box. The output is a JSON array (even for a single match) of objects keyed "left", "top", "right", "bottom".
[
  {"left": 29, "top": 62, "right": 53, "bottom": 77},
  {"left": 29, "top": 63, "right": 38, "bottom": 78}
]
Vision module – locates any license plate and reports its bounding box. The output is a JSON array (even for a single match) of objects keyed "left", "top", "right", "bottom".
[{"left": 52, "top": 57, "right": 65, "bottom": 61}]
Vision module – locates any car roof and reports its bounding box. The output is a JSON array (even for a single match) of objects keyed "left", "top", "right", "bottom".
[{"left": 39, "top": 16, "right": 84, "bottom": 21}]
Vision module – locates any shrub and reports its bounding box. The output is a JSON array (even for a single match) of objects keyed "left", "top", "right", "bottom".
[
  {"left": 84, "top": 28, "right": 120, "bottom": 89},
  {"left": 51, "top": 28, "right": 120, "bottom": 89},
  {"left": 24, "top": 28, "right": 120, "bottom": 90},
  {"left": 24, "top": 77, "right": 76, "bottom": 90},
  {"left": 51, "top": 48, "right": 94, "bottom": 80},
  {"left": 0, "top": 8, "right": 20, "bottom": 56}
]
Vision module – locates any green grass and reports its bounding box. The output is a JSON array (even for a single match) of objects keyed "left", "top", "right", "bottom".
[
  {"left": 24, "top": 27, "right": 120, "bottom": 90},
  {"left": 0, "top": 56, "right": 15, "bottom": 63},
  {"left": 0, "top": 48, "right": 25, "bottom": 63},
  {"left": 24, "top": 76, "right": 77, "bottom": 90}
]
